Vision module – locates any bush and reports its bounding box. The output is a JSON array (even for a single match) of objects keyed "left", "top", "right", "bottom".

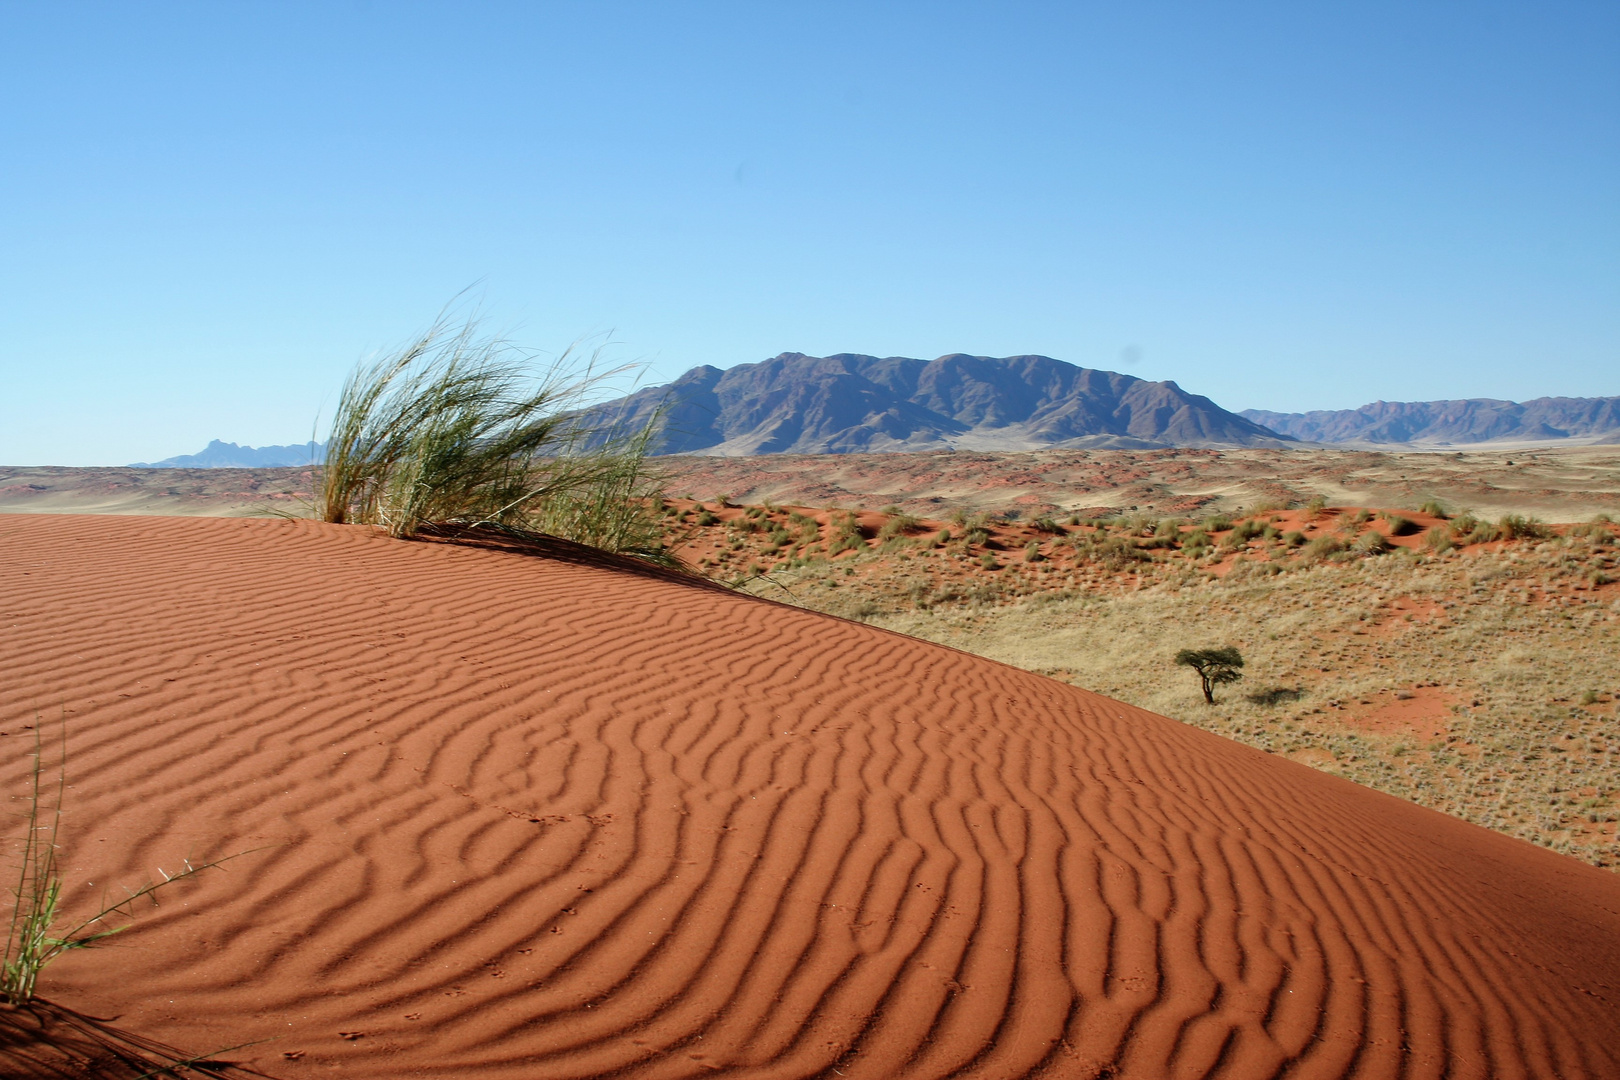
[
  {"left": 318, "top": 311, "right": 670, "bottom": 561},
  {"left": 1384, "top": 514, "right": 1422, "bottom": 536},
  {"left": 827, "top": 512, "right": 867, "bottom": 555},
  {"left": 1420, "top": 499, "right": 1449, "bottom": 519},
  {"left": 1423, "top": 526, "right": 1455, "bottom": 553},
  {"left": 878, "top": 513, "right": 921, "bottom": 541},
  {"left": 1281, "top": 530, "right": 1307, "bottom": 547},
  {"left": 1355, "top": 531, "right": 1392, "bottom": 555},
  {"left": 1230, "top": 519, "right": 1266, "bottom": 544},
  {"left": 1449, "top": 514, "right": 1495, "bottom": 545},
  {"left": 1301, "top": 535, "right": 1347, "bottom": 561},
  {"left": 1024, "top": 540, "right": 1045, "bottom": 562},
  {"left": 1498, "top": 514, "right": 1552, "bottom": 541},
  {"left": 1087, "top": 536, "right": 1151, "bottom": 569}
]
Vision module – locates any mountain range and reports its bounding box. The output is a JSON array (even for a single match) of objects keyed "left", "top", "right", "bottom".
[
  {"left": 131, "top": 439, "right": 325, "bottom": 468},
  {"left": 129, "top": 356, "right": 1620, "bottom": 466},
  {"left": 589, "top": 352, "right": 1285, "bottom": 454},
  {"left": 1241, "top": 397, "right": 1620, "bottom": 446}
]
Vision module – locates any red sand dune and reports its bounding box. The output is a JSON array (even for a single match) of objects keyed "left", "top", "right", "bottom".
[{"left": 3, "top": 514, "right": 1619, "bottom": 1079}]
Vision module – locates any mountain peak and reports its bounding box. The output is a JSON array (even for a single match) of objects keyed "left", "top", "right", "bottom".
[{"left": 588, "top": 353, "right": 1289, "bottom": 455}]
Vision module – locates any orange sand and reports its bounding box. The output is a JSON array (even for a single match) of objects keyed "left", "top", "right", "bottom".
[{"left": 2, "top": 515, "right": 1618, "bottom": 1078}]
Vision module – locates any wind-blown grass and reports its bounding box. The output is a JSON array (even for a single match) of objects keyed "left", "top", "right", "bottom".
[{"left": 317, "top": 312, "right": 674, "bottom": 564}]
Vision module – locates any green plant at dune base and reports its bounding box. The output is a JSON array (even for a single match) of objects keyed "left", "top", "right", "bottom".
[
  {"left": 3, "top": 724, "right": 236, "bottom": 1006},
  {"left": 317, "top": 309, "right": 675, "bottom": 565}
]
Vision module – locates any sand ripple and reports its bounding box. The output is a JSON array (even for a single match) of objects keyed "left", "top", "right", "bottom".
[{"left": 2, "top": 515, "right": 1617, "bottom": 1078}]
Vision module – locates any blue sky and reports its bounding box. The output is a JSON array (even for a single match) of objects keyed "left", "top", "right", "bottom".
[{"left": 3, "top": 2, "right": 1616, "bottom": 465}]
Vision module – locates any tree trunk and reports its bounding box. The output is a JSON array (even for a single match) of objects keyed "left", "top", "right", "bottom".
[{"left": 1201, "top": 676, "right": 1214, "bottom": 704}]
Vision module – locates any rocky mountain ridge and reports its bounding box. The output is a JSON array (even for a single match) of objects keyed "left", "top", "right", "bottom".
[
  {"left": 592, "top": 352, "right": 1287, "bottom": 454},
  {"left": 1242, "top": 397, "right": 1620, "bottom": 445}
]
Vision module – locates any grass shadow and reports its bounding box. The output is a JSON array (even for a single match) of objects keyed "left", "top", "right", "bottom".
[
  {"left": 415, "top": 522, "right": 734, "bottom": 595},
  {"left": 0, "top": 998, "right": 274, "bottom": 1079}
]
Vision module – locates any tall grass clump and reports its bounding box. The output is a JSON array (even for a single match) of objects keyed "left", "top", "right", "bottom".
[{"left": 318, "top": 312, "right": 673, "bottom": 563}]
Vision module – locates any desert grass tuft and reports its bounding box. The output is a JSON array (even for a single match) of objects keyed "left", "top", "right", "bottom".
[
  {"left": 318, "top": 309, "right": 674, "bottom": 564},
  {"left": 3, "top": 722, "right": 247, "bottom": 1006}
]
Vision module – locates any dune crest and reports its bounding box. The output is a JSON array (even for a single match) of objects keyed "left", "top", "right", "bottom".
[{"left": 2, "top": 515, "right": 1617, "bottom": 1079}]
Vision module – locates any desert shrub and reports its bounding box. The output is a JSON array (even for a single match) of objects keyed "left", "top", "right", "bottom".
[
  {"left": 1202, "top": 515, "right": 1234, "bottom": 533},
  {"left": 695, "top": 509, "right": 718, "bottom": 526},
  {"left": 980, "top": 552, "right": 1002, "bottom": 570},
  {"left": 1352, "top": 509, "right": 1373, "bottom": 525},
  {"left": 828, "top": 513, "right": 867, "bottom": 555},
  {"left": 1089, "top": 536, "right": 1151, "bottom": 569},
  {"left": 1424, "top": 525, "right": 1455, "bottom": 553},
  {"left": 1303, "top": 496, "right": 1327, "bottom": 519},
  {"left": 878, "top": 513, "right": 921, "bottom": 541},
  {"left": 932, "top": 528, "right": 952, "bottom": 547},
  {"left": 1420, "top": 499, "right": 1450, "bottom": 519},
  {"left": 963, "top": 526, "right": 992, "bottom": 547},
  {"left": 1230, "top": 519, "right": 1266, "bottom": 544},
  {"left": 1448, "top": 514, "right": 1497, "bottom": 546},
  {"left": 1024, "top": 540, "right": 1044, "bottom": 562},
  {"left": 1301, "top": 535, "right": 1347, "bottom": 561},
  {"left": 1026, "top": 516, "right": 1060, "bottom": 534},
  {"left": 1384, "top": 515, "right": 1422, "bottom": 536},
  {"left": 1251, "top": 499, "right": 1286, "bottom": 514},
  {"left": 1355, "top": 530, "right": 1392, "bottom": 555},
  {"left": 1498, "top": 514, "right": 1552, "bottom": 541},
  {"left": 1281, "top": 530, "right": 1306, "bottom": 547},
  {"left": 319, "top": 312, "right": 670, "bottom": 560}
]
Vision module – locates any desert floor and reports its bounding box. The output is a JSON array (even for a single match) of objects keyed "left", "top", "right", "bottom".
[{"left": 2, "top": 450, "right": 1619, "bottom": 1077}]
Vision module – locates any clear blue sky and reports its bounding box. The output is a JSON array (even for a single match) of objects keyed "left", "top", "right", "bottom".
[{"left": 3, "top": 2, "right": 1616, "bottom": 465}]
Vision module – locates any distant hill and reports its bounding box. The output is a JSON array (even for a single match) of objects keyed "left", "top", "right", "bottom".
[
  {"left": 588, "top": 352, "right": 1289, "bottom": 455},
  {"left": 131, "top": 439, "right": 325, "bottom": 468},
  {"left": 1241, "top": 397, "right": 1620, "bottom": 446}
]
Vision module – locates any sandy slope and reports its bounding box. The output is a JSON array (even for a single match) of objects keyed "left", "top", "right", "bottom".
[{"left": 2, "top": 515, "right": 1618, "bottom": 1079}]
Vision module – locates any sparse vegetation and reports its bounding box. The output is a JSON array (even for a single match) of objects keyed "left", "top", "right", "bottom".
[
  {"left": 317, "top": 310, "right": 673, "bottom": 562},
  {"left": 4, "top": 723, "right": 243, "bottom": 1006},
  {"left": 658, "top": 496, "right": 1620, "bottom": 869},
  {"left": 1175, "top": 646, "right": 1246, "bottom": 704}
]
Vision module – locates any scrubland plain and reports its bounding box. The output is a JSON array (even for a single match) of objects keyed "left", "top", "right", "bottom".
[
  {"left": 663, "top": 496, "right": 1620, "bottom": 869},
  {"left": 4, "top": 447, "right": 1620, "bottom": 1077}
]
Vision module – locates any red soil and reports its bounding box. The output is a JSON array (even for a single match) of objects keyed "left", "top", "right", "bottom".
[{"left": 3, "top": 514, "right": 1619, "bottom": 1079}]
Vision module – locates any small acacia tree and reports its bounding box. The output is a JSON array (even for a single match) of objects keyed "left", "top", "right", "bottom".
[{"left": 1174, "top": 646, "right": 1245, "bottom": 704}]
